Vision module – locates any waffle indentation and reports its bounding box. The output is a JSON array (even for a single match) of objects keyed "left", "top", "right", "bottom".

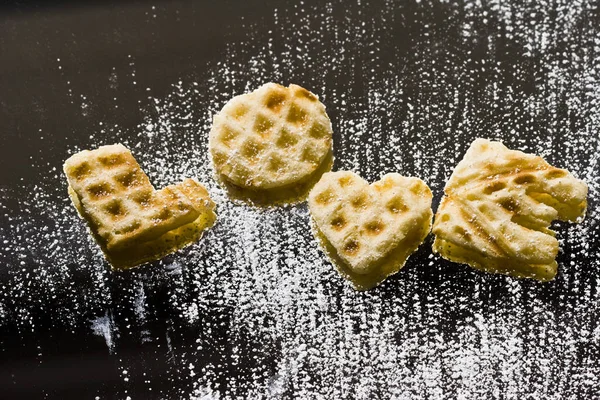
[
  {"left": 315, "top": 189, "right": 334, "bottom": 205},
  {"left": 343, "top": 240, "right": 360, "bottom": 256},
  {"left": 104, "top": 200, "right": 126, "bottom": 219},
  {"left": 264, "top": 90, "right": 287, "bottom": 112},
  {"left": 287, "top": 103, "right": 308, "bottom": 124},
  {"left": 387, "top": 197, "right": 407, "bottom": 214},
  {"left": 276, "top": 129, "right": 298, "bottom": 148},
  {"left": 72, "top": 162, "right": 92, "bottom": 180},
  {"left": 254, "top": 114, "right": 275, "bottom": 137},
  {"left": 98, "top": 153, "right": 126, "bottom": 167},
  {"left": 87, "top": 183, "right": 113, "bottom": 199},
  {"left": 365, "top": 220, "right": 385, "bottom": 236},
  {"left": 330, "top": 215, "right": 347, "bottom": 231},
  {"left": 241, "top": 139, "right": 265, "bottom": 164}
]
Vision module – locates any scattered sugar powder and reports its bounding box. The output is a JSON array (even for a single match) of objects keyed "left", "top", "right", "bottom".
[
  {"left": 1, "top": 0, "right": 599, "bottom": 399},
  {"left": 91, "top": 311, "right": 116, "bottom": 354}
]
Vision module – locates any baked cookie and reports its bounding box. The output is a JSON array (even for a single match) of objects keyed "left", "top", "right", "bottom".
[
  {"left": 209, "top": 83, "right": 333, "bottom": 191},
  {"left": 432, "top": 138, "right": 588, "bottom": 281},
  {"left": 64, "top": 144, "right": 216, "bottom": 269},
  {"left": 309, "top": 171, "right": 433, "bottom": 290}
]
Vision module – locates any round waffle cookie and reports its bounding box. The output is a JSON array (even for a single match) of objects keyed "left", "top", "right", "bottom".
[{"left": 209, "top": 83, "right": 333, "bottom": 190}]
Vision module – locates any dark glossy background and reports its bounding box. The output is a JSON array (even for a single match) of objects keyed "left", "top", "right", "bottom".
[{"left": 1, "top": 1, "right": 599, "bottom": 399}]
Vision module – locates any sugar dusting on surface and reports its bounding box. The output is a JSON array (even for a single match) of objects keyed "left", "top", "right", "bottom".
[{"left": 1, "top": 0, "right": 600, "bottom": 398}]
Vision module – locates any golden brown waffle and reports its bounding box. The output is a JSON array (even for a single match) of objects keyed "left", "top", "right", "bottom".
[
  {"left": 308, "top": 171, "right": 433, "bottom": 290},
  {"left": 432, "top": 138, "right": 588, "bottom": 281},
  {"left": 64, "top": 144, "right": 216, "bottom": 269},
  {"left": 209, "top": 83, "right": 333, "bottom": 190}
]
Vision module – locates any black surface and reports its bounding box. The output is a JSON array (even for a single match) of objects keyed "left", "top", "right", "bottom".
[{"left": 1, "top": 1, "right": 599, "bottom": 399}]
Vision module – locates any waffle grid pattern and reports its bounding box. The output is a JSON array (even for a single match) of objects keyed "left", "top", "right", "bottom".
[
  {"left": 309, "top": 171, "right": 433, "bottom": 274},
  {"left": 432, "top": 138, "right": 588, "bottom": 281},
  {"left": 64, "top": 144, "right": 200, "bottom": 251},
  {"left": 209, "top": 83, "right": 333, "bottom": 189}
]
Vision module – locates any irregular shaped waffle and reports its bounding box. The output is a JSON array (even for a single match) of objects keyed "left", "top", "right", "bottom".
[
  {"left": 209, "top": 83, "right": 333, "bottom": 190},
  {"left": 64, "top": 144, "right": 216, "bottom": 269},
  {"left": 432, "top": 138, "right": 588, "bottom": 281},
  {"left": 309, "top": 171, "right": 433, "bottom": 290}
]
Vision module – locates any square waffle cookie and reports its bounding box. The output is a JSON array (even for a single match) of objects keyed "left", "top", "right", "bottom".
[{"left": 64, "top": 144, "right": 216, "bottom": 269}]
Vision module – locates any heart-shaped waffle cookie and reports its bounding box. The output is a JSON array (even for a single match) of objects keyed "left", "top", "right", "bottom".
[
  {"left": 64, "top": 144, "right": 216, "bottom": 269},
  {"left": 308, "top": 171, "right": 433, "bottom": 290},
  {"left": 432, "top": 138, "right": 588, "bottom": 281}
]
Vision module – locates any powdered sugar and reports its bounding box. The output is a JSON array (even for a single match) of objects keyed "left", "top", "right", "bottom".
[
  {"left": 91, "top": 311, "right": 116, "bottom": 353},
  {"left": 1, "top": 0, "right": 599, "bottom": 398}
]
